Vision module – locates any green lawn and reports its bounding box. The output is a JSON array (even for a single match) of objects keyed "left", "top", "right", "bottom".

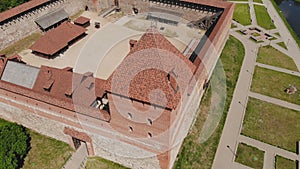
[
  {"left": 251, "top": 66, "right": 300, "bottom": 105},
  {"left": 174, "top": 35, "right": 245, "bottom": 168},
  {"left": 254, "top": 5, "right": 276, "bottom": 30},
  {"left": 233, "top": 4, "right": 252, "bottom": 25},
  {"left": 85, "top": 157, "right": 129, "bottom": 169},
  {"left": 256, "top": 45, "right": 298, "bottom": 71},
  {"left": 276, "top": 41, "right": 288, "bottom": 50},
  {"left": 0, "top": 118, "right": 74, "bottom": 169},
  {"left": 274, "top": 32, "right": 281, "bottom": 37},
  {"left": 252, "top": 32, "right": 260, "bottom": 37},
  {"left": 21, "top": 130, "right": 74, "bottom": 169},
  {"left": 235, "top": 143, "right": 264, "bottom": 169},
  {"left": 0, "top": 33, "right": 42, "bottom": 57},
  {"left": 253, "top": 0, "right": 263, "bottom": 3},
  {"left": 242, "top": 97, "right": 300, "bottom": 153},
  {"left": 275, "top": 156, "right": 297, "bottom": 169},
  {"left": 231, "top": 23, "right": 237, "bottom": 28}
]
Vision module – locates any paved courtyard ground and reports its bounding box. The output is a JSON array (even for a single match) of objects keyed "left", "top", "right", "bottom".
[{"left": 20, "top": 11, "right": 203, "bottom": 80}]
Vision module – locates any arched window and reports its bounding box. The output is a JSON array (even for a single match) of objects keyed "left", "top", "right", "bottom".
[
  {"left": 147, "top": 118, "right": 153, "bottom": 126},
  {"left": 148, "top": 132, "right": 152, "bottom": 138},
  {"left": 128, "top": 112, "right": 132, "bottom": 119},
  {"left": 129, "top": 126, "right": 133, "bottom": 132}
]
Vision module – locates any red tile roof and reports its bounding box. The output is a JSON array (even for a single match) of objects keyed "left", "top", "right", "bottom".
[
  {"left": 74, "top": 16, "right": 90, "bottom": 25},
  {"left": 32, "top": 65, "right": 109, "bottom": 120},
  {"left": 106, "top": 29, "right": 196, "bottom": 109},
  {"left": 33, "top": 66, "right": 105, "bottom": 106},
  {"left": 0, "top": 0, "right": 49, "bottom": 23},
  {"left": 30, "top": 22, "right": 87, "bottom": 56}
]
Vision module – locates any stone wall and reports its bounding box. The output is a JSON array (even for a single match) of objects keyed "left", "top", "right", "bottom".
[
  {"left": 0, "top": 89, "right": 163, "bottom": 168},
  {"left": 90, "top": 132, "right": 161, "bottom": 169},
  {"left": 0, "top": 0, "right": 85, "bottom": 50}
]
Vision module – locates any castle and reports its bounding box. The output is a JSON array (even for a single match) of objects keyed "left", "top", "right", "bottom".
[{"left": 0, "top": 0, "right": 234, "bottom": 168}]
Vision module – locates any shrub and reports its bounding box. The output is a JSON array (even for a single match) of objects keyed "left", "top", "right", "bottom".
[
  {"left": 0, "top": 123, "right": 30, "bottom": 169},
  {"left": 0, "top": 0, "right": 30, "bottom": 13}
]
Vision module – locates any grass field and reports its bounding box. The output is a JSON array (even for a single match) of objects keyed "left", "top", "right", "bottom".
[
  {"left": 252, "top": 32, "right": 260, "bottom": 37},
  {"left": 85, "top": 157, "right": 129, "bottom": 169},
  {"left": 276, "top": 41, "right": 288, "bottom": 50},
  {"left": 256, "top": 45, "right": 298, "bottom": 71},
  {"left": 0, "top": 118, "right": 73, "bottom": 169},
  {"left": 275, "top": 156, "right": 297, "bottom": 169},
  {"left": 274, "top": 32, "right": 281, "bottom": 37},
  {"left": 254, "top": 5, "right": 276, "bottom": 30},
  {"left": 235, "top": 143, "right": 264, "bottom": 169},
  {"left": 253, "top": 0, "right": 263, "bottom": 3},
  {"left": 174, "top": 35, "right": 245, "bottom": 168},
  {"left": 251, "top": 66, "right": 300, "bottom": 105},
  {"left": 233, "top": 4, "right": 252, "bottom": 26},
  {"left": 0, "top": 33, "right": 42, "bottom": 57},
  {"left": 242, "top": 97, "right": 300, "bottom": 153},
  {"left": 21, "top": 130, "right": 74, "bottom": 169}
]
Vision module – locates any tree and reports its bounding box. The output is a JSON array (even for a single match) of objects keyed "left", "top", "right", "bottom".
[
  {"left": 0, "top": 123, "right": 30, "bottom": 169},
  {"left": 0, "top": 0, "right": 30, "bottom": 13}
]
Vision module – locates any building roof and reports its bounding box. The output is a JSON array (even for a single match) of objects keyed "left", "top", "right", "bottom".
[
  {"left": 0, "top": 0, "right": 49, "bottom": 23},
  {"left": 35, "top": 8, "right": 69, "bottom": 30},
  {"left": 74, "top": 16, "right": 90, "bottom": 25},
  {"left": 0, "top": 61, "right": 39, "bottom": 89},
  {"left": 106, "top": 29, "right": 196, "bottom": 109},
  {"left": 32, "top": 65, "right": 110, "bottom": 120},
  {"left": 33, "top": 66, "right": 106, "bottom": 108},
  {"left": 30, "top": 22, "right": 87, "bottom": 56}
]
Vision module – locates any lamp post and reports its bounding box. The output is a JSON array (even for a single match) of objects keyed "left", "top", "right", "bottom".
[{"left": 227, "top": 145, "right": 238, "bottom": 158}]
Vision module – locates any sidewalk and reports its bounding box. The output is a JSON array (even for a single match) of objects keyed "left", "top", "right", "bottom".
[
  {"left": 212, "top": 31, "right": 258, "bottom": 169},
  {"left": 62, "top": 144, "right": 88, "bottom": 169},
  {"left": 212, "top": 1, "right": 300, "bottom": 168},
  {"left": 256, "top": 63, "right": 300, "bottom": 77},
  {"left": 249, "top": 92, "right": 300, "bottom": 111}
]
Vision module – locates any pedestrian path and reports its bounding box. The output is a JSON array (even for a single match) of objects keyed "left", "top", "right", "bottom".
[
  {"left": 212, "top": 0, "right": 300, "bottom": 168},
  {"left": 248, "top": 0, "right": 257, "bottom": 25},
  {"left": 212, "top": 31, "right": 258, "bottom": 169},
  {"left": 249, "top": 92, "right": 300, "bottom": 111},
  {"left": 62, "top": 144, "right": 88, "bottom": 169},
  {"left": 256, "top": 63, "right": 300, "bottom": 77},
  {"left": 239, "top": 135, "right": 300, "bottom": 162}
]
